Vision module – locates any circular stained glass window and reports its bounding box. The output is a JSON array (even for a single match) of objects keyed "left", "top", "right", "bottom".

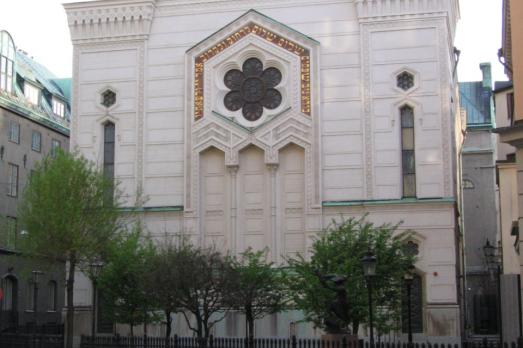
[{"left": 224, "top": 58, "right": 282, "bottom": 122}]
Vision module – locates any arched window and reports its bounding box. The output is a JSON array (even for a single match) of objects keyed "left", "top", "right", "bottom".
[
  {"left": 402, "top": 273, "right": 423, "bottom": 333},
  {"left": 401, "top": 105, "right": 416, "bottom": 197},
  {"left": 48, "top": 281, "right": 57, "bottom": 311},
  {"left": 0, "top": 31, "right": 15, "bottom": 93},
  {"left": 2, "top": 276, "right": 17, "bottom": 311}
]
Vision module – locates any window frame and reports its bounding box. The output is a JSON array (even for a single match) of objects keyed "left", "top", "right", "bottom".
[
  {"left": 8, "top": 120, "right": 20, "bottom": 144},
  {"left": 6, "top": 216, "right": 17, "bottom": 249},
  {"left": 52, "top": 97, "right": 65, "bottom": 118},
  {"left": 47, "top": 281, "right": 57, "bottom": 312},
  {"left": 51, "top": 139, "right": 61, "bottom": 157},
  {"left": 7, "top": 163, "right": 19, "bottom": 197},
  {"left": 24, "top": 82, "right": 40, "bottom": 105},
  {"left": 31, "top": 131, "right": 42, "bottom": 152},
  {"left": 0, "top": 31, "right": 15, "bottom": 93},
  {"left": 400, "top": 105, "right": 416, "bottom": 198}
]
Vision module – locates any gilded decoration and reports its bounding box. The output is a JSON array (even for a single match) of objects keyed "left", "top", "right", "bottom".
[{"left": 194, "top": 22, "right": 311, "bottom": 119}]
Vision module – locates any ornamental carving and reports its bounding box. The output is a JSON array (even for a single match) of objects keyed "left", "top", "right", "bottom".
[
  {"left": 224, "top": 58, "right": 282, "bottom": 121},
  {"left": 194, "top": 22, "right": 311, "bottom": 119}
]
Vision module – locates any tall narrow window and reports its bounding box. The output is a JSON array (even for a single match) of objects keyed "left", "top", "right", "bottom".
[
  {"left": 2, "top": 276, "right": 17, "bottom": 311},
  {"left": 24, "top": 82, "right": 40, "bottom": 105},
  {"left": 7, "top": 163, "right": 19, "bottom": 197},
  {"left": 401, "top": 105, "right": 416, "bottom": 197},
  {"left": 52, "top": 98, "right": 65, "bottom": 118},
  {"left": 9, "top": 121, "right": 20, "bottom": 143},
  {"left": 402, "top": 273, "right": 423, "bottom": 333},
  {"left": 6, "top": 216, "right": 17, "bottom": 249},
  {"left": 32, "top": 131, "right": 41, "bottom": 152},
  {"left": 51, "top": 139, "right": 61, "bottom": 157},
  {"left": 103, "top": 122, "right": 115, "bottom": 181},
  {"left": 27, "top": 281, "right": 35, "bottom": 311},
  {"left": 0, "top": 31, "right": 15, "bottom": 93},
  {"left": 48, "top": 281, "right": 57, "bottom": 311}
]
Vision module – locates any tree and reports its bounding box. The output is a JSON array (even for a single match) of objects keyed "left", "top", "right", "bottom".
[
  {"left": 98, "top": 226, "right": 158, "bottom": 336},
  {"left": 145, "top": 238, "right": 184, "bottom": 341},
  {"left": 287, "top": 216, "right": 415, "bottom": 335},
  {"left": 228, "top": 248, "right": 288, "bottom": 341},
  {"left": 168, "top": 242, "right": 235, "bottom": 340},
  {"left": 18, "top": 150, "right": 125, "bottom": 348}
]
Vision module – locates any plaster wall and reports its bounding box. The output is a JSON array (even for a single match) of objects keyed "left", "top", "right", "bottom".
[
  {"left": 494, "top": 88, "right": 516, "bottom": 161},
  {"left": 509, "top": 0, "right": 523, "bottom": 121},
  {"left": 65, "top": 0, "right": 460, "bottom": 338}
]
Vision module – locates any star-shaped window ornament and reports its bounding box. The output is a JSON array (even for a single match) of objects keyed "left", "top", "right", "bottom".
[{"left": 223, "top": 58, "right": 282, "bottom": 122}]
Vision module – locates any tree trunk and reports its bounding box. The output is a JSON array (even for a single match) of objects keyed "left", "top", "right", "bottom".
[
  {"left": 165, "top": 310, "right": 172, "bottom": 339},
  {"left": 131, "top": 324, "right": 134, "bottom": 337},
  {"left": 66, "top": 256, "right": 76, "bottom": 348},
  {"left": 246, "top": 305, "right": 254, "bottom": 347},
  {"left": 165, "top": 310, "right": 172, "bottom": 348},
  {"left": 352, "top": 321, "right": 359, "bottom": 336}
]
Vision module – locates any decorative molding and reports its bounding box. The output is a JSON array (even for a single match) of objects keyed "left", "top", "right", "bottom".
[
  {"left": 64, "top": 0, "right": 156, "bottom": 44},
  {"left": 192, "top": 21, "right": 311, "bottom": 119},
  {"left": 356, "top": 0, "right": 454, "bottom": 19}
]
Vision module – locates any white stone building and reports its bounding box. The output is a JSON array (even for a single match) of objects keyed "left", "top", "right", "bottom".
[{"left": 64, "top": 0, "right": 462, "bottom": 339}]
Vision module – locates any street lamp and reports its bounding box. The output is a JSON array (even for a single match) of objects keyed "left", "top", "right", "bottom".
[
  {"left": 89, "top": 261, "right": 104, "bottom": 339},
  {"left": 31, "top": 270, "right": 43, "bottom": 332},
  {"left": 483, "top": 239, "right": 502, "bottom": 346},
  {"left": 404, "top": 267, "right": 415, "bottom": 347},
  {"left": 361, "top": 249, "right": 376, "bottom": 348}
]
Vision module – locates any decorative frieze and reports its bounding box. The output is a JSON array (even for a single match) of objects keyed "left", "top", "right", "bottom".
[
  {"left": 193, "top": 22, "right": 311, "bottom": 119},
  {"left": 64, "top": 0, "right": 156, "bottom": 43}
]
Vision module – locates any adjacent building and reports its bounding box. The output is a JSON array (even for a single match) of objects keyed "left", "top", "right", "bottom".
[
  {"left": 64, "top": 0, "right": 462, "bottom": 339},
  {"left": 0, "top": 30, "right": 70, "bottom": 332},
  {"left": 494, "top": 0, "right": 523, "bottom": 340}
]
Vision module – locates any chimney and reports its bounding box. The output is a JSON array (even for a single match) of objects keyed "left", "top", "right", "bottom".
[{"left": 479, "top": 62, "right": 492, "bottom": 89}]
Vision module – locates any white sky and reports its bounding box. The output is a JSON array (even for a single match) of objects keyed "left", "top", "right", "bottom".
[{"left": 0, "top": 0, "right": 507, "bottom": 82}]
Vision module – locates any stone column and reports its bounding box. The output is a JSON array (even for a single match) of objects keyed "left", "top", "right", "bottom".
[
  {"left": 228, "top": 165, "right": 239, "bottom": 255},
  {"left": 267, "top": 164, "right": 279, "bottom": 263}
]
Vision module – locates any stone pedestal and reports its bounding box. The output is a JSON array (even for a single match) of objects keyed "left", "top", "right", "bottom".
[{"left": 321, "top": 334, "right": 360, "bottom": 348}]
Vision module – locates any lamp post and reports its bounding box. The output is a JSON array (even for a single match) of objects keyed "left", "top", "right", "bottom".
[
  {"left": 483, "top": 239, "right": 502, "bottom": 347},
  {"left": 361, "top": 249, "right": 377, "bottom": 348},
  {"left": 404, "top": 268, "right": 414, "bottom": 347},
  {"left": 31, "top": 270, "right": 43, "bottom": 332},
  {"left": 89, "top": 261, "right": 104, "bottom": 339}
]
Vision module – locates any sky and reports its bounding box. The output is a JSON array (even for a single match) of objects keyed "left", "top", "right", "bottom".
[{"left": 0, "top": 0, "right": 507, "bottom": 82}]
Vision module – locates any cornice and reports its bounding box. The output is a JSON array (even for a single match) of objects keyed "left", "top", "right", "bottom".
[
  {"left": 0, "top": 92, "right": 70, "bottom": 136},
  {"left": 355, "top": 0, "right": 459, "bottom": 37},
  {"left": 64, "top": 0, "right": 156, "bottom": 44}
]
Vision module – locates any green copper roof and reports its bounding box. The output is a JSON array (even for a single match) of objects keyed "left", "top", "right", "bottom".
[{"left": 0, "top": 30, "right": 71, "bottom": 134}]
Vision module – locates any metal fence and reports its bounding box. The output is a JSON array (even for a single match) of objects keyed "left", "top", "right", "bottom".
[
  {"left": 80, "top": 335, "right": 519, "bottom": 348},
  {"left": 0, "top": 333, "right": 64, "bottom": 348}
]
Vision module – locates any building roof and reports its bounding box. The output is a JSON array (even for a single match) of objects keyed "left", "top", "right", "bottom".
[
  {"left": 0, "top": 30, "right": 70, "bottom": 136},
  {"left": 494, "top": 80, "right": 513, "bottom": 93},
  {"left": 459, "top": 81, "right": 493, "bottom": 127}
]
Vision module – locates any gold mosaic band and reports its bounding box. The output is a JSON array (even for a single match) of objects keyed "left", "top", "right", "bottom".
[{"left": 194, "top": 22, "right": 311, "bottom": 120}]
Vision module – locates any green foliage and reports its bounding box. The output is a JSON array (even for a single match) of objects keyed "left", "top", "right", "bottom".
[
  {"left": 17, "top": 149, "right": 126, "bottom": 348},
  {"left": 227, "top": 248, "right": 288, "bottom": 339},
  {"left": 98, "top": 225, "right": 159, "bottom": 334},
  {"left": 18, "top": 149, "right": 123, "bottom": 263},
  {"left": 287, "top": 215, "right": 415, "bottom": 335}
]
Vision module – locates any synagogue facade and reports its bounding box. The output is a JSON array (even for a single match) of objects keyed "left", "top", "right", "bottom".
[{"left": 64, "top": 0, "right": 462, "bottom": 338}]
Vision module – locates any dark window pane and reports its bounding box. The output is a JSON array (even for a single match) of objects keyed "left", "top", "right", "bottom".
[
  {"left": 401, "top": 107, "right": 414, "bottom": 127},
  {"left": 403, "top": 174, "right": 416, "bottom": 197},
  {"left": 402, "top": 128, "right": 414, "bottom": 150},
  {"left": 402, "top": 150, "right": 415, "bottom": 174},
  {"left": 402, "top": 274, "right": 423, "bottom": 333}
]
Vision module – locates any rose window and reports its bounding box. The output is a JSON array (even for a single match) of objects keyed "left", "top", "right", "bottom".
[{"left": 223, "top": 58, "right": 282, "bottom": 122}]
